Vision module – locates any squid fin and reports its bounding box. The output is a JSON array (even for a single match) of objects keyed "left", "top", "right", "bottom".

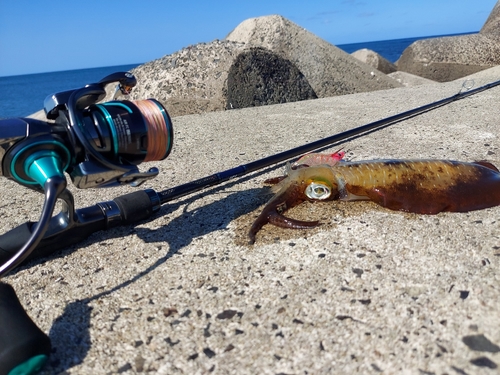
[{"left": 474, "top": 160, "right": 500, "bottom": 172}]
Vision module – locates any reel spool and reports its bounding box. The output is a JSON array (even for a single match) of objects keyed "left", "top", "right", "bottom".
[{"left": 82, "top": 98, "right": 173, "bottom": 165}]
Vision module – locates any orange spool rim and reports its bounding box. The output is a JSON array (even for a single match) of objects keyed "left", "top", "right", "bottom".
[{"left": 133, "top": 99, "right": 173, "bottom": 162}]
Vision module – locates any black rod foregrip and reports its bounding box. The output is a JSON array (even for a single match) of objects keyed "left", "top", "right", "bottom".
[
  {"left": 112, "top": 189, "right": 160, "bottom": 223},
  {"left": 0, "top": 282, "right": 51, "bottom": 375}
]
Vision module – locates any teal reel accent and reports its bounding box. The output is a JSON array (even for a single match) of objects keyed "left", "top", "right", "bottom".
[
  {"left": 10, "top": 140, "right": 71, "bottom": 188},
  {"left": 8, "top": 354, "right": 47, "bottom": 375},
  {"left": 24, "top": 151, "right": 67, "bottom": 188}
]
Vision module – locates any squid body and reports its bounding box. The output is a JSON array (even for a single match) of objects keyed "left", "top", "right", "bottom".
[{"left": 249, "top": 158, "right": 500, "bottom": 243}]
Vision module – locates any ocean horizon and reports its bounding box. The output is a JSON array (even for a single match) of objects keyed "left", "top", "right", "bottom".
[{"left": 0, "top": 32, "right": 476, "bottom": 118}]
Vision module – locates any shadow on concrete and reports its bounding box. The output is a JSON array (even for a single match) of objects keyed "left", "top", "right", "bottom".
[
  {"left": 37, "top": 167, "right": 276, "bottom": 373},
  {"left": 16, "top": 137, "right": 367, "bottom": 373}
]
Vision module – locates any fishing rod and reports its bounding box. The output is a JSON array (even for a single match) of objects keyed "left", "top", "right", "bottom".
[
  {"left": 0, "top": 73, "right": 499, "bottom": 375},
  {"left": 0, "top": 76, "right": 499, "bottom": 274},
  {"left": 156, "top": 78, "right": 491, "bottom": 205}
]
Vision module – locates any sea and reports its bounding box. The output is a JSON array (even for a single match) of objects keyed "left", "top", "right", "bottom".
[{"left": 0, "top": 33, "right": 474, "bottom": 118}]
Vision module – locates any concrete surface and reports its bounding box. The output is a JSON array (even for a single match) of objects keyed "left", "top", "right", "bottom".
[
  {"left": 6, "top": 67, "right": 500, "bottom": 374},
  {"left": 480, "top": 0, "right": 500, "bottom": 39},
  {"left": 387, "top": 71, "right": 437, "bottom": 87},
  {"left": 127, "top": 14, "right": 401, "bottom": 118},
  {"left": 396, "top": 33, "right": 500, "bottom": 82},
  {"left": 225, "top": 47, "right": 317, "bottom": 109},
  {"left": 125, "top": 39, "right": 319, "bottom": 116}
]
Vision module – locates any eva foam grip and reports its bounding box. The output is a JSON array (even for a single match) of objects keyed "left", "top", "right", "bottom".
[
  {"left": 112, "top": 189, "right": 159, "bottom": 223},
  {"left": 0, "top": 190, "right": 159, "bottom": 268}
]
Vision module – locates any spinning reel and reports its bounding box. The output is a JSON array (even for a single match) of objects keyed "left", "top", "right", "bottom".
[{"left": 0, "top": 72, "right": 173, "bottom": 276}]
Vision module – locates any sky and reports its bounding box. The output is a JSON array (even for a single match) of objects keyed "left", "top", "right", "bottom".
[{"left": 0, "top": 0, "right": 497, "bottom": 77}]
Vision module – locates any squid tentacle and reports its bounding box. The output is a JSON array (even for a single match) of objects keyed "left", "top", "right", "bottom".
[
  {"left": 268, "top": 211, "right": 320, "bottom": 230},
  {"left": 249, "top": 210, "right": 319, "bottom": 244},
  {"left": 248, "top": 179, "right": 323, "bottom": 244}
]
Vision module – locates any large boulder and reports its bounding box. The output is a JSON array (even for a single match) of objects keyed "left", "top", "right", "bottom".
[
  {"left": 351, "top": 48, "right": 397, "bottom": 74},
  {"left": 226, "top": 47, "right": 316, "bottom": 110},
  {"left": 225, "top": 15, "right": 401, "bottom": 98},
  {"left": 126, "top": 40, "right": 316, "bottom": 117},
  {"left": 396, "top": 1, "right": 500, "bottom": 82}
]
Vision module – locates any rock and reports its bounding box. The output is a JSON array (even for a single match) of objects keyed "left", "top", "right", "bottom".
[
  {"left": 396, "top": 34, "right": 500, "bottom": 82},
  {"left": 125, "top": 40, "right": 317, "bottom": 117},
  {"left": 126, "top": 40, "right": 247, "bottom": 117},
  {"left": 480, "top": 0, "right": 500, "bottom": 38},
  {"left": 462, "top": 334, "right": 500, "bottom": 353},
  {"left": 226, "top": 47, "right": 317, "bottom": 110},
  {"left": 27, "top": 109, "right": 49, "bottom": 121},
  {"left": 351, "top": 48, "right": 396, "bottom": 74},
  {"left": 396, "top": 2, "right": 500, "bottom": 82},
  {"left": 226, "top": 15, "right": 401, "bottom": 98},
  {"left": 470, "top": 357, "right": 498, "bottom": 369},
  {"left": 387, "top": 71, "right": 437, "bottom": 87}
]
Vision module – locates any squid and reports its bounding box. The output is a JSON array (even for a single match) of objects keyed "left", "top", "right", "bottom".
[{"left": 248, "top": 158, "right": 500, "bottom": 244}]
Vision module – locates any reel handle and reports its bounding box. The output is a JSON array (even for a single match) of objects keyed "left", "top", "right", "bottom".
[{"left": 0, "top": 282, "right": 51, "bottom": 375}]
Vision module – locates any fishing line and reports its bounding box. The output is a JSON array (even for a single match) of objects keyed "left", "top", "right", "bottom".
[{"left": 134, "top": 99, "right": 173, "bottom": 162}]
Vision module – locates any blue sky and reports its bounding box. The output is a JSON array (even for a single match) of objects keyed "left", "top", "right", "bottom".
[{"left": 0, "top": 0, "right": 496, "bottom": 77}]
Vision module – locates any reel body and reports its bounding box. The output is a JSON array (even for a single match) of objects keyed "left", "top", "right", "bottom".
[
  {"left": 0, "top": 118, "right": 71, "bottom": 191},
  {"left": 1, "top": 72, "right": 174, "bottom": 191},
  {"left": 0, "top": 73, "right": 174, "bottom": 375}
]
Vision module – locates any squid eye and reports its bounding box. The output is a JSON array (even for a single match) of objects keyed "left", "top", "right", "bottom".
[{"left": 305, "top": 182, "right": 331, "bottom": 200}]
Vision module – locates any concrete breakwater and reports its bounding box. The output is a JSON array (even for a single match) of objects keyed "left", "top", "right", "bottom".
[{"left": 120, "top": 2, "right": 500, "bottom": 117}]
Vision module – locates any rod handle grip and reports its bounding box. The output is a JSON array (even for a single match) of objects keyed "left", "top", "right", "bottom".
[
  {"left": 0, "top": 217, "right": 105, "bottom": 266},
  {"left": 112, "top": 189, "right": 160, "bottom": 223},
  {"left": 0, "top": 189, "right": 160, "bottom": 267}
]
